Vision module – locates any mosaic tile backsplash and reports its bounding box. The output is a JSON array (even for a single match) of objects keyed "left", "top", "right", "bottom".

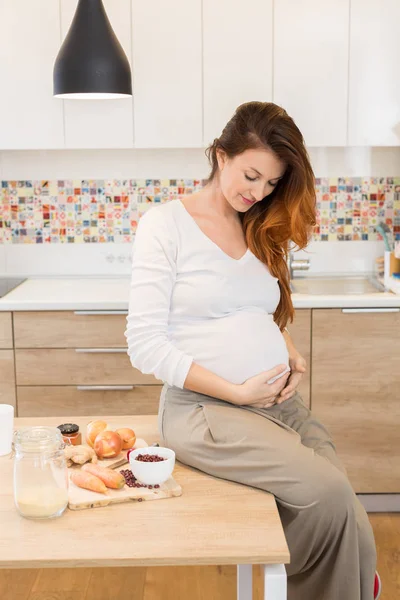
[{"left": 1, "top": 177, "right": 400, "bottom": 244}]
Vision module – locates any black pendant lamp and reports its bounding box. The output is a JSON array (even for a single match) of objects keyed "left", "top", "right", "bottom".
[{"left": 53, "top": 0, "right": 132, "bottom": 99}]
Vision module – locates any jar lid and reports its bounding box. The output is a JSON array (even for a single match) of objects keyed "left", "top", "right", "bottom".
[
  {"left": 14, "top": 426, "right": 64, "bottom": 453},
  {"left": 57, "top": 423, "right": 79, "bottom": 435}
]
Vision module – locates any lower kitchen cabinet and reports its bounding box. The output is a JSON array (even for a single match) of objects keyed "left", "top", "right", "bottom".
[
  {"left": 14, "top": 346, "right": 162, "bottom": 417},
  {"left": 13, "top": 310, "right": 165, "bottom": 416},
  {"left": 0, "top": 313, "right": 13, "bottom": 348},
  {"left": 14, "top": 346, "right": 163, "bottom": 417},
  {"left": 288, "top": 309, "right": 311, "bottom": 407},
  {"left": 0, "top": 350, "right": 16, "bottom": 410},
  {"left": 4, "top": 303, "right": 399, "bottom": 496},
  {"left": 17, "top": 385, "right": 162, "bottom": 417},
  {"left": 10, "top": 309, "right": 313, "bottom": 416},
  {"left": 0, "top": 312, "right": 15, "bottom": 409},
  {"left": 311, "top": 308, "right": 400, "bottom": 493}
]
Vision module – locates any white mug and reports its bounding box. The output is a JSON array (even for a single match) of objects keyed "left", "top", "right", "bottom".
[{"left": 0, "top": 404, "right": 14, "bottom": 456}]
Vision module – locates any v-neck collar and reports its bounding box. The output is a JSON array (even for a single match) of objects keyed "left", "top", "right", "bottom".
[{"left": 177, "top": 199, "right": 251, "bottom": 263}]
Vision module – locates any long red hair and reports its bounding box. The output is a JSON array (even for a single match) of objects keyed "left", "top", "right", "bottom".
[{"left": 205, "top": 101, "right": 316, "bottom": 330}]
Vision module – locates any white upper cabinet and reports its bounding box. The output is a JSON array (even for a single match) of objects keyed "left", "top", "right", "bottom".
[
  {"left": 348, "top": 0, "right": 400, "bottom": 146},
  {"left": 131, "top": 0, "right": 202, "bottom": 148},
  {"left": 2, "top": 0, "right": 400, "bottom": 150},
  {"left": 202, "top": 0, "right": 273, "bottom": 147},
  {"left": 0, "top": 0, "right": 64, "bottom": 149},
  {"left": 273, "top": 0, "right": 349, "bottom": 147},
  {"left": 61, "top": 0, "right": 134, "bottom": 149}
]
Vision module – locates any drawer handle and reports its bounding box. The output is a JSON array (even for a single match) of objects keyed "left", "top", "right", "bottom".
[
  {"left": 74, "top": 311, "right": 128, "bottom": 315},
  {"left": 341, "top": 308, "right": 400, "bottom": 314},
  {"left": 77, "top": 385, "right": 135, "bottom": 391},
  {"left": 75, "top": 348, "right": 127, "bottom": 354}
]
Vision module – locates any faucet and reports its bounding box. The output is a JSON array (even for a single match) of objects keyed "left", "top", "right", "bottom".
[{"left": 288, "top": 251, "right": 310, "bottom": 279}]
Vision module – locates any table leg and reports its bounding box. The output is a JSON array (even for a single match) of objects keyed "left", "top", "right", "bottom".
[
  {"left": 237, "top": 564, "right": 252, "bottom": 599},
  {"left": 262, "top": 563, "right": 287, "bottom": 599}
]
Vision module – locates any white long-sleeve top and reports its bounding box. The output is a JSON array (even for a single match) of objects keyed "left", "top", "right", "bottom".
[{"left": 125, "top": 199, "right": 289, "bottom": 388}]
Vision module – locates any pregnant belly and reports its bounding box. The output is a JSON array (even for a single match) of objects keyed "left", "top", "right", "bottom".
[{"left": 170, "top": 311, "right": 290, "bottom": 385}]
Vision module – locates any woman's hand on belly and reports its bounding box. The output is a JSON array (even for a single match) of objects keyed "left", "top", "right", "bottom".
[
  {"left": 276, "top": 352, "right": 307, "bottom": 403},
  {"left": 232, "top": 364, "right": 290, "bottom": 408}
]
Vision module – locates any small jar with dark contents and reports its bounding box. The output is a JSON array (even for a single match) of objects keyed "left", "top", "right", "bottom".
[{"left": 57, "top": 423, "right": 81, "bottom": 446}]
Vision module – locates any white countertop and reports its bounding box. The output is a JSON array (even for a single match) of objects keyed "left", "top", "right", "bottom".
[
  {"left": 0, "top": 277, "right": 399, "bottom": 311},
  {"left": 0, "top": 278, "right": 131, "bottom": 311}
]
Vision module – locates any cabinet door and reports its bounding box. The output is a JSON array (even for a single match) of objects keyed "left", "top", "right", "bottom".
[
  {"left": 132, "top": 0, "right": 202, "bottom": 148},
  {"left": 0, "top": 350, "right": 16, "bottom": 410},
  {"left": 202, "top": 0, "right": 273, "bottom": 146},
  {"left": 61, "top": 0, "right": 133, "bottom": 148},
  {"left": 0, "top": 0, "right": 64, "bottom": 149},
  {"left": 0, "top": 313, "right": 13, "bottom": 349},
  {"left": 348, "top": 0, "right": 400, "bottom": 146},
  {"left": 288, "top": 309, "right": 311, "bottom": 408},
  {"left": 274, "top": 0, "right": 349, "bottom": 146},
  {"left": 311, "top": 308, "right": 400, "bottom": 493}
]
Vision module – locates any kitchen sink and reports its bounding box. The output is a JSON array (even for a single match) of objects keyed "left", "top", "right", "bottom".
[{"left": 290, "top": 276, "right": 386, "bottom": 295}]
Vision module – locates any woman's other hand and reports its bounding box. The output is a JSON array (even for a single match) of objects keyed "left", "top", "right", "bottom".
[
  {"left": 276, "top": 353, "right": 306, "bottom": 404},
  {"left": 232, "top": 364, "right": 290, "bottom": 408}
]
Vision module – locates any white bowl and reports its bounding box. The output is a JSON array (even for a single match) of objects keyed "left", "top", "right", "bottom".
[{"left": 128, "top": 446, "right": 175, "bottom": 486}]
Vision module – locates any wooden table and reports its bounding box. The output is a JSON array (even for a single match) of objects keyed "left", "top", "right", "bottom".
[{"left": 0, "top": 416, "right": 290, "bottom": 599}]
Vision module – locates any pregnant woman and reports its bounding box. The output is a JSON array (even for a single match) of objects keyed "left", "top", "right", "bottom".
[{"left": 125, "top": 101, "right": 379, "bottom": 600}]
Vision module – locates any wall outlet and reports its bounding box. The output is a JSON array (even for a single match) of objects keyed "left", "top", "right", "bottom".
[{"left": 105, "top": 253, "right": 132, "bottom": 264}]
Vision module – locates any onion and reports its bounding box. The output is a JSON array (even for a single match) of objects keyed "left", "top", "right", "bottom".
[
  {"left": 115, "top": 427, "right": 136, "bottom": 450},
  {"left": 86, "top": 420, "right": 107, "bottom": 448},
  {"left": 94, "top": 430, "right": 123, "bottom": 459}
]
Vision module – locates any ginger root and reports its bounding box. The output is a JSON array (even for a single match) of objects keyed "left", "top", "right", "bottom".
[{"left": 64, "top": 444, "right": 98, "bottom": 467}]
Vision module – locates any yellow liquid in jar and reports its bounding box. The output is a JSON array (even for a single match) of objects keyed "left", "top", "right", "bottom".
[{"left": 16, "top": 486, "right": 68, "bottom": 518}]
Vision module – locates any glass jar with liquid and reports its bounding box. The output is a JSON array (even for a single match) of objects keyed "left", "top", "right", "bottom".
[{"left": 13, "top": 427, "right": 69, "bottom": 519}]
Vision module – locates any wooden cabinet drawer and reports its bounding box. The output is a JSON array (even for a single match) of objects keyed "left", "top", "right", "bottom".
[
  {"left": 15, "top": 349, "right": 161, "bottom": 386},
  {"left": 17, "top": 385, "right": 162, "bottom": 417},
  {"left": 13, "top": 311, "right": 128, "bottom": 348},
  {"left": 288, "top": 309, "right": 311, "bottom": 407},
  {"left": 0, "top": 350, "right": 16, "bottom": 410},
  {"left": 0, "top": 313, "right": 13, "bottom": 348}
]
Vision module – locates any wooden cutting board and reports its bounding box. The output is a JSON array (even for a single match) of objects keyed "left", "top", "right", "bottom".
[
  {"left": 67, "top": 437, "right": 182, "bottom": 510},
  {"left": 68, "top": 471, "right": 182, "bottom": 510}
]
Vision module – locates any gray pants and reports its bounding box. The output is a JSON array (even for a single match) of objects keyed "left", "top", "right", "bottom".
[{"left": 158, "top": 384, "right": 377, "bottom": 600}]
